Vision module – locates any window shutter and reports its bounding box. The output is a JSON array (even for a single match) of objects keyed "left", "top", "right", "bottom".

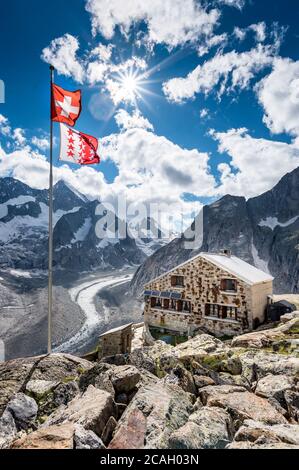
[{"left": 220, "top": 279, "right": 226, "bottom": 291}]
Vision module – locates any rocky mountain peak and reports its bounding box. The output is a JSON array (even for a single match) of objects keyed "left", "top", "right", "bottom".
[
  {"left": 131, "top": 166, "right": 299, "bottom": 295},
  {"left": 53, "top": 180, "right": 89, "bottom": 212},
  {"left": 0, "top": 176, "right": 147, "bottom": 272},
  {"left": 0, "top": 177, "right": 39, "bottom": 204}
]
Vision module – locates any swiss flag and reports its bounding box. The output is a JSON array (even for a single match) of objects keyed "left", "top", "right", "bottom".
[
  {"left": 51, "top": 84, "right": 82, "bottom": 127},
  {"left": 59, "top": 123, "right": 100, "bottom": 166}
]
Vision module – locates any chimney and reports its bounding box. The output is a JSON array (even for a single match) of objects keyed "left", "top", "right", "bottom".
[{"left": 222, "top": 249, "right": 232, "bottom": 257}]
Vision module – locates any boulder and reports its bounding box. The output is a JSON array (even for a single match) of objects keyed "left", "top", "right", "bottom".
[
  {"left": 79, "top": 363, "right": 141, "bottom": 398},
  {"left": 78, "top": 363, "right": 114, "bottom": 396},
  {"left": 239, "top": 351, "right": 299, "bottom": 384},
  {"left": 280, "top": 311, "right": 299, "bottom": 323},
  {"left": 193, "top": 375, "right": 215, "bottom": 390},
  {"left": 191, "top": 361, "right": 211, "bottom": 377},
  {"left": 0, "top": 410, "right": 17, "bottom": 449},
  {"left": 0, "top": 356, "right": 38, "bottom": 413},
  {"left": 110, "top": 366, "right": 141, "bottom": 394},
  {"left": 101, "top": 354, "right": 128, "bottom": 366},
  {"left": 255, "top": 374, "right": 295, "bottom": 404},
  {"left": 101, "top": 416, "right": 118, "bottom": 446},
  {"left": 74, "top": 424, "right": 105, "bottom": 449},
  {"left": 199, "top": 385, "right": 287, "bottom": 426},
  {"left": 227, "top": 441, "right": 299, "bottom": 449},
  {"left": 30, "top": 354, "right": 93, "bottom": 382},
  {"left": 31, "top": 381, "right": 80, "bottom": 421},
  {"left": 109, "top": 378, "right": 194, "bottom": 449},
  {"left": 0, "top": 354, "right": 92, "bottom": 414},
  {"left": 109, "top": 409, "right": 147, "bottom": 449},
  {"left": 43, "top": 385, "right": 117, "bottom": 437},
  {"left": 26, "top": 380, "right": 59, "bottom": 400},
  {"left": 218, "top": 373, "right": 250, "bottom": 389},
  {"left": 6, "top": 393, "right": 38, "bottom": 430},
  {"left": 233, "top": 419, "right": 299, "bottom": 445},
  {"left": 284, "top": 390, "right": 299, "bottom": 421},
  {"left": 193, "top": 397, "right": 204, "bottom": 411},
  {"left": 158, "top": 334, "right": 229, "bottom": 373},
  {"left": 163, "top": 365, "right": 197, "bottom": 395},
  {"left": 129, "top": 342, "right": 173, "bottom": 376},
  {"left": 12, "top": 423, "right": 75, "bottom": 449},
  {"left": 266, "top": 397, "right": 288, "bottom": 418},
  {"left": 169, "top": 407, "right": 232, "bottom": 449},
  {"left": 52, "top": 381, "right": 80, "bottom": 408},
  {"left": 232, "top": 317, "right": 299, "bottom": 349}
]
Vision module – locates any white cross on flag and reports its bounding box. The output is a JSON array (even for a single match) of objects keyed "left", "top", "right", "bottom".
[
  {"left": 52, "top": 84, "right": 82, "bottom": 127},
  {"left": 59, "top": 123, "right": 100, "bottom": 165}
]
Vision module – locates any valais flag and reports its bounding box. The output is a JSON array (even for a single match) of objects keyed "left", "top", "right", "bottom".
[
  {"left": 52, "top": 84, "right": 82, "bottom": 127},
  {"left": 59, "top": 124, "right": 100, "bottom": 166}
]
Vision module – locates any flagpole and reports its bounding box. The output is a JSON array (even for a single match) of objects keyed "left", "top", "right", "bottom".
[{"left": 48, "top": 65, "right": 55, "bottom": 354}]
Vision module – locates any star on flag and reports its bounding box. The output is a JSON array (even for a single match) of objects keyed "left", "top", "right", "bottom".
[{"left": 59, "top": 123, "right": 100, "bottom": 165}]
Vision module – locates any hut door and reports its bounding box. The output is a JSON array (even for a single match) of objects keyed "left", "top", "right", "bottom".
[
  {"left": 122, "top": 333, "right": 130, "bottom": 353},
  {"left": 121, "top": 334, "right": 127, "bottom": 353}
]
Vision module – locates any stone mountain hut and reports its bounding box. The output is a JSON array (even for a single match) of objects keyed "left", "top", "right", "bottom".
[
  {"left": 143, "top": 251, "right": 274, "bottom": 340},
  {"left": 98, "top": 323, "right": 133, "bottom": 359}
]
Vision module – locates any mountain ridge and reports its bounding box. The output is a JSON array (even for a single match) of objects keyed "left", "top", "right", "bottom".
[
  {"left": 0, "top": 177, "right": 147, "bottom": 272},
  {"left": 131, "top": 167, "right": 299, "bottom": 295}
]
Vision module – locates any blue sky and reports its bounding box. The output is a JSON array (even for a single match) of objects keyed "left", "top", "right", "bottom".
[{"left": 1, "top": 0, "right": 299, "bottom": 227}]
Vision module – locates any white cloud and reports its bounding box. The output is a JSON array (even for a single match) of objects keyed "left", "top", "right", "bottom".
[
  {"left": 41, "top": 34, "right": 85, "bottom": 83},
  {"left": 0, "top": 121, "right": 105, "bottom": 199},
  {"left": 42, "top": 34, "right": 148, "bottom": 106},
  {"left": 217, "top": 0, "right": 246, "bottom": 9},
  {"left": 0, "top": 114, "right": 216, "bottom": 230},
  {"left": 86, "top": 61, "right": 109, "bottom": 85},
  {"left": 250, "top": 22, "right": 267, "bottom": 42},
  {"left": 234, "top": 22, "right": 267, "bottom": 43},
  {"left": 233, "top": 26, "right": 246, "bottom": 41},
  {"left": 115, "top": 109, "right": 154, "bottom": 131},
  {"left": 85, "top": 0, "right": 220, "bottom": 49},
  {"left": 0, "top": 115, "right": 49, "bottom": 152},
  {"left": 90, "top": 43, "right": 114, "bottom": 61},
  {"left": 86, "top": 44, "right": 115, "bottom": 85},
  {"left": 13, "top": 128, "right": 26, "bottom": 146},
  {"left": 31, "top": 136, "right": 50, "bottom": 151},
  {"left": 101, "top": 127, "right": 216, "bottom": 204},
  {"left": 0, "top": 138, "right": 107, "bottom": 200},
  {"left": 197, "top": 33, "right": 228, "bottom": 57},
  {"left": 211, "top": 128, "right": 299, "bottom": 197},
  {"left": 257, "top": 57, "right": 299, "bottom": 137},
  {"left": 163, "top": 44, "right": 276, "bottom": 103},
  {"left": 0, "top": 114, "right": 11, "bottom": 136},
  {"left": 200, "top": 108, "right": 209, "bottom": 119}
]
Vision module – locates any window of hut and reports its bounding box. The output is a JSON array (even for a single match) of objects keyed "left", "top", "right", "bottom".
[
  {"left": 171, "top": 275, "right": 185, "bottom": 287},
  {"left": 220, "top": 279, "right": 237, "bottom": 292}
]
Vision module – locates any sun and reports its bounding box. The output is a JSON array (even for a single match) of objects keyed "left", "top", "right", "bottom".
[
  {"left": 122, "top": 75, "right": 139, "bottom": 96},
  {"left": 118, "top": 72, "right": 142, "bottom": 102},
  {"left": 109, "top": 63, "right": 157, "bottom": 107}
]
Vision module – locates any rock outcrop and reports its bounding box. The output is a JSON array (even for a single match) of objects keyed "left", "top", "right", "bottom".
[
  {"left": 0, "top": 314, "right": 299, "bottom": 450},
  {"left": 232, "top": 314, "right": 299, "bottom": 351},
  {"left": 169, "top": 407, "right": 232, "bottom": 449}
]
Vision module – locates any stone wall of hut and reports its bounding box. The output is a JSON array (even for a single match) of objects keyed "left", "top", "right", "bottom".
[{"left": 144, "top": 256, "right": 272, "bottom": 337}]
